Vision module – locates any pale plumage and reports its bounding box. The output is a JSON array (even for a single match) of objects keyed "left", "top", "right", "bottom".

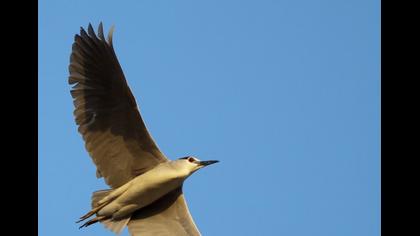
[{"left": 69, "top": 23, "right": 218, "bottom": 235}]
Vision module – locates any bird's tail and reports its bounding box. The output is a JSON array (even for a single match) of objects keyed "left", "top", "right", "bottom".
[
  {"left": 77, "top": 189, "right": 132, "bottom": 234},
  {"left": 76, "top": 189, "right": 113, "bottom": 223},
  {"left": 91, "top": 189, "right": 114, "bottom": 208},
  {"left": 101, "top": 216, "right": 132, "bottom": 235}
]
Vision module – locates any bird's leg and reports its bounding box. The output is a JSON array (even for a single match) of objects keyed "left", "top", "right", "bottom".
[{"left": 79, "top": 215, "right": 109, "bottom": 228}]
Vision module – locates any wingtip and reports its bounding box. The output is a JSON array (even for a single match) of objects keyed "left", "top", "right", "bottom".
[
  {"left": 87, "top": 23, "right": 96, "bottom": 38},
  {"left": 107, "top": 25, "right": 115, "bottom": 46},
  {"left": 98, "top": 22, "right": 105, "bottom": 40},
  {"left": 80, "top": 26, "right": 88, "bottom": 38}
]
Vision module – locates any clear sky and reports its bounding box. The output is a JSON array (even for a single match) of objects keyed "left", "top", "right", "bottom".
[{"left": 39, "top": 0, "right": 380, "bottom": 235}]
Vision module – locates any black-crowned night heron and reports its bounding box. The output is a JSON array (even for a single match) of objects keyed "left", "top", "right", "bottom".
[{"left": 68, "top": 23, "right": 218, "bottom": 236}]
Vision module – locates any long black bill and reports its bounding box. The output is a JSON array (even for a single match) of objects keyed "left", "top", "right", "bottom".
[{"left": 198, "top": 160, "right": 219, "bottom": 166}]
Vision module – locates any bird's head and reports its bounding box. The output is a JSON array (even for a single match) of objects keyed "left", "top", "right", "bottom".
[{"left": 176, "top": 156, "right": 219, "bottom": 175}]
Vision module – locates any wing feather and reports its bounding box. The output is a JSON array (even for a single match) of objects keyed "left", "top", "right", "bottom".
[
  {"left": 128, "top": 187, "right": 201, "bottom": 236},
  {"left": 69, "top": 23, "right": 168, "bottom": 188}
]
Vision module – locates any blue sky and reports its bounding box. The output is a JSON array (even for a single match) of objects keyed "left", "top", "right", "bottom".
[{"left": 39, "top": 0, "right": 380, "bottom": 235}]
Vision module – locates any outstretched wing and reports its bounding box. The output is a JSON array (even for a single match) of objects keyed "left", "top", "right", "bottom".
[
  {"left": 69, "top": 23, "right": 168, "bottom": 188},
  {"left": 128, "top": 187, "right": 201, "bottom": 236}
]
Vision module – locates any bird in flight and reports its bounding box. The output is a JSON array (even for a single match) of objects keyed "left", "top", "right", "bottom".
[{"left": 68, "top": 22, "right": 218, "bottom": 236}]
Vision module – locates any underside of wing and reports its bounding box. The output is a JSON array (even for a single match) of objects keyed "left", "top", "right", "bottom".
[
  {"left": 69, "top": 23, "right": 168, "bottom": 188},
  {"left": 128, "top": 187, "right": 201, "bottom": 236}
]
